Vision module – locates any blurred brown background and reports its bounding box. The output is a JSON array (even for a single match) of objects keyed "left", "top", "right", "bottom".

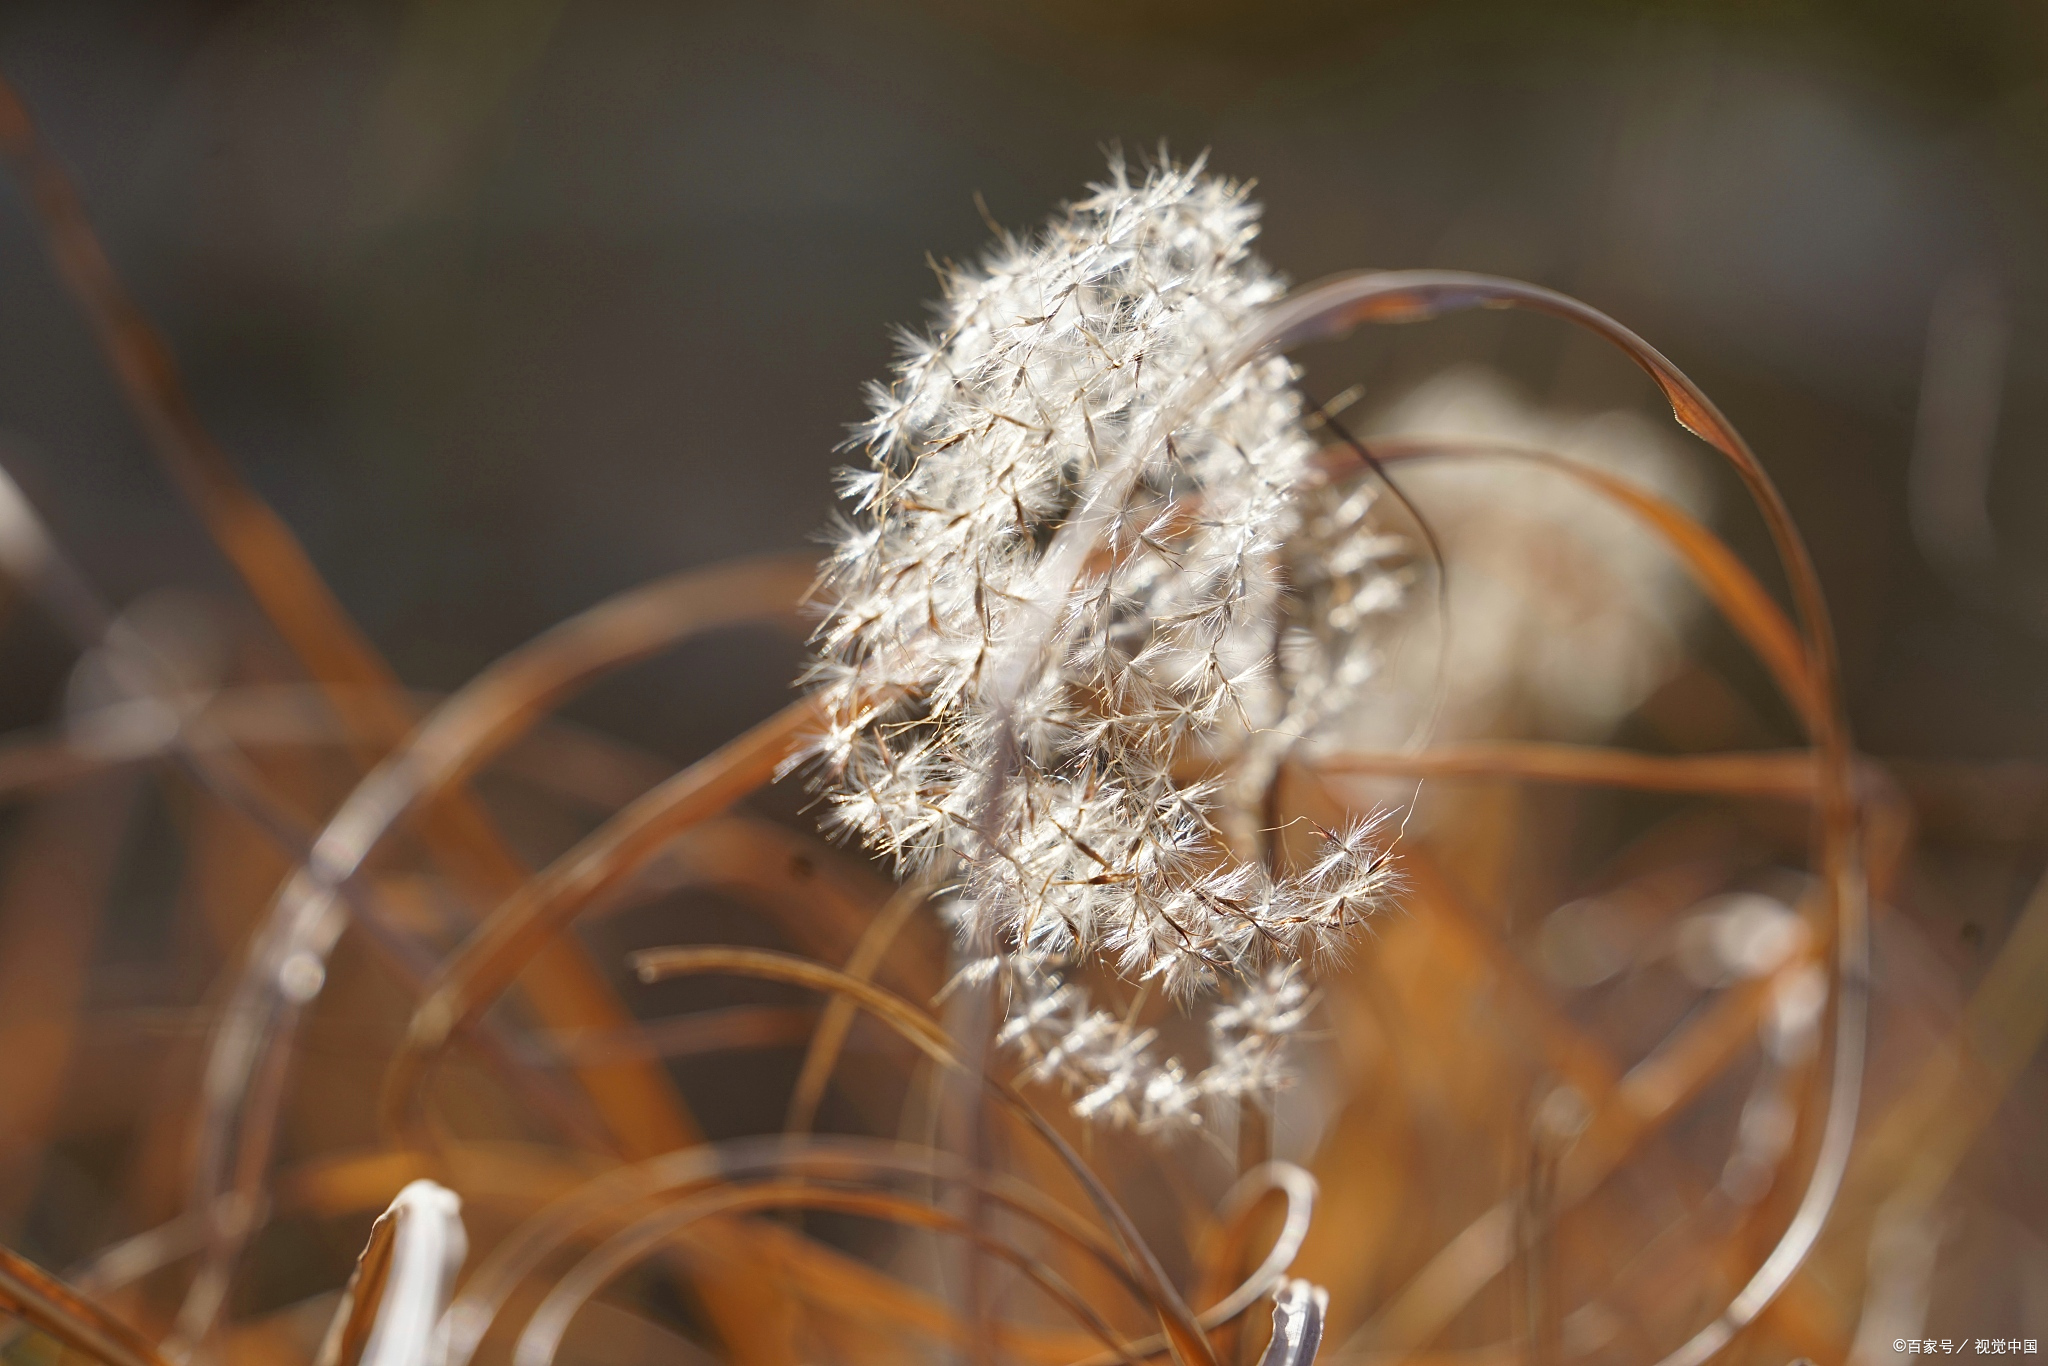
[
  {"left": 2, "top": 0, "right": 2045, "bottom": 766},
  {"left": 1, "top": 0, "right": 2046, "bottom": 1348}
]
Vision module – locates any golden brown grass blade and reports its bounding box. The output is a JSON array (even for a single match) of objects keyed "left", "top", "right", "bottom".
[
  {"left": 1341, "top": 956, "right": 1836, "bottom": 1361},
  {"left": 1394, "top": 846, "right": 1621, "bottom": 1102},
  {"left": 1318, "top": 743, "right": 1817, "bottom": 799},
  {"left": 0, "top": 87, "right": 803, "bottom": 1365},
  {"left": 383, "top": 697, "right": 823, "bottom": 1142},
  {"left": 0, "top": 75, "right": 398, "bottom": 725},
  {"left": 1264, "top": 275, "right": 1822, "bottom": 661},
  {"left": 0, "top": 680, "right": 742, "bottom": 812},
  {"left": 1340, "top": 771, "right": 1912, "bottom": 1362},
  {"left": 1183, "top": 1164, "right": 1321, "bottom": 1366},
  {"left": 645, "top": 815, "right": 928, "bottom": 986},
  {"left": 1255, "top": 272, "right": 1864, "bottom": 1366},
  {"left": 1258, "top": 269, "right": 1852, "bottom": 800},
  {"left": 1800, "top": 842, "right": 2048, "bottom": 1309},
  {"left": 743, "top": 1217, "right": 1102, "bottom": 1363},
  {"left": 1359, "top": 852, "right": 1869, "bottom": 1355},
  {"left": 319, "top": 557, "right": 812, "bottom": 845},
  {"left": 0, "top": 774, "right": 139, "bottom": 1226},
  {"left": 441, "top": 1137, "right": 1126, "bottom": 1365},
  {"left": 287, "top": 557, "right": 812, "bottom": 1164},
  {"left": 1057, "top": 1165, "right": 1318, "bottom": 1366},
  {"left": 317, "top": 1208, "right": 398, "bottom": 1366},
  {"left": 784, "top": 873, "right": 938, "bottom": 1139},
  {"left": 513, "top": 1181, "right": 1149, "bottom": 1366},
  {"left": 624, "top": 946, "right": 1220, "bottom": 1366},
  {"left": 441, "top": 1131, "right": 1313, "bottom": 1366},
  {"left": 1296, "top": 741, "right": 1888, "bottom": 1361},
  {"left": 1361, "top": 437, "right": 1817, "bottom": 727},
  {"left": 0, "top": 1244, "right": 172, "bottom": 1366},
  {"left": 186, "top": 560, "right": 815, "bottom": 1361}
]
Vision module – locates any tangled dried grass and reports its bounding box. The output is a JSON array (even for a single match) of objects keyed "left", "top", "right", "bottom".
[{"left": 0, "top": 76, "right": 2041, "bottom": 1366}]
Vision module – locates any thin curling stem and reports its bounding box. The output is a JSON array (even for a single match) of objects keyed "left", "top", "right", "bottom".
[
  {"left": 627, "top": 946, "right": 1221, "bottom": 1366},
  {"left": 1246, "top": 269, "right": 1864, "bottom": 1366}
]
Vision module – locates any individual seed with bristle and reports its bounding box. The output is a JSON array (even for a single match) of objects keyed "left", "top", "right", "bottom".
[{"left": 800, "top": 151, "right": 1409, "bottom": 1133}]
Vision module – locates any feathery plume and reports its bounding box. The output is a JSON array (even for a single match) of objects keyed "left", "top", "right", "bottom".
[{"left": 805, "top": 152, "right": 1405, "bottom": 1130}]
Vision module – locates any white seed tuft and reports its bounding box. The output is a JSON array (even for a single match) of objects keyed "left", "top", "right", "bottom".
[{"left": 806, "top": 153, "right": 1405, "bottom": 1130}]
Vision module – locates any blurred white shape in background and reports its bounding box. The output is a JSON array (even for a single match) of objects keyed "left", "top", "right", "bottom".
[
  {"left": 1342, "top": 365, "right": 1711, "bottom": 751},
  {"left": 62, "top": 589, "right": 231, "bottom": 761},
  {"left": 1675, "top": 892, "right": 1807, "bottom": 989},
  {"left": 1539, "top": 897, "right": 1639, "bottom": 989}
]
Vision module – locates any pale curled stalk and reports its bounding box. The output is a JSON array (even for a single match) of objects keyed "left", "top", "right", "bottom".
[
  {"left": 1259, "top": 1280, "right": 1329, "bottom": 1366},
  {"left": 317, "top": 1181, "right": 468, "bottom": 1366}
]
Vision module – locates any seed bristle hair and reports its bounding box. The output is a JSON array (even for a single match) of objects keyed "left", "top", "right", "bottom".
[{"left": 804, "top": 150, "right": 1408, "bottom": 1131}]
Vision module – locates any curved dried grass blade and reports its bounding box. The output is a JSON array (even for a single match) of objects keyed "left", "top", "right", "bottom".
[
  {"left": 644, "top": 815, "right": 919, "bottom": 983},
  {"left": 626, "top": 946, "right": 1220, "bottom": 1366},
  {"left": 743, "top": 1216, "right": 1102, "bottom": 1363},
  {"left": 1250, "top": 270, "right": 1864, "bottom": 1366},
  {"left": 1329, "top": 839, "right": 1843, "bottom": 1357},
  {"left": 1806, "top": 846, "right": 2048, "bottom": 1305},
  {"left": 382, "top": 698, "right": 822, "bottom": 1139},
  {"left": 0, "top": 93, "right": 808, "bottom": 1361},
  {"left": 1254, "top": 272, "right": 1845, "bottom": 765},
  {"left": 190, "top": 563, "right": 813, "bottom": 1358},
  {"left": 512, "top": 1182, "right": 1146, "bottom": 1366},
  {"left": 1362, "top": 436, "right": 1817, "bottom": 725},
  {"left": 1204, "top": 1165, "right": 1320, "bottom": 1330},
  {"left": 784, "top": 873, "right": 938, "bottom": 1139},
  {"left": 316, "top": 558, "right": 812, "bottom": 871},
  {"left": 0, "top": 772, "right": 140, "bottom": 1233},
  {"left": 439, "top": 1136, "right": 1148, "bottom": 1366},
  {"left": 1319, "top": 743, "right": 1818, "bottom": 800},
  {"left": 0, "top": 1244, "right": 170, "bottom": 1366}
]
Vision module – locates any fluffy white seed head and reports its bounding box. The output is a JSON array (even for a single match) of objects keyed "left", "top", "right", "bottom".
[{"left": 806, "top": 153, "right": 1404, "bottom": 1130}]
